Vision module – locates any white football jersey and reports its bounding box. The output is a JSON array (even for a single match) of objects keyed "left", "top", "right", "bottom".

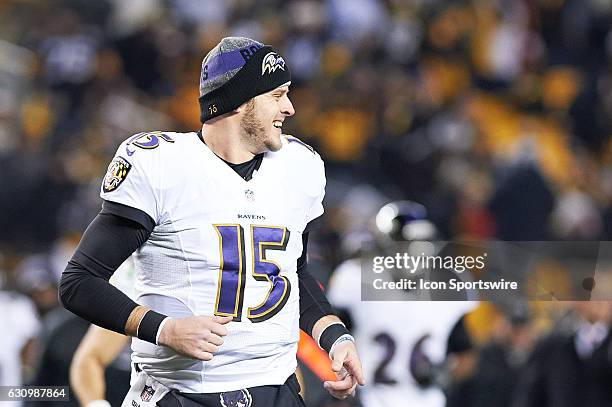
[
  {"left": 327, "top": 259, "right": 475, "bottom": 407},
  {"left": 100, "top": 131, "right": 324, "bottom": 393}
]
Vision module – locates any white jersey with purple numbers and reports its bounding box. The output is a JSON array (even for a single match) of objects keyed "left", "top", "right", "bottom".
[
  {"left": 327, "top": 259, "right": 476, "bottom": 407},
  {"left": 100, "top": 131, "right": 325, "bottom": 393}
]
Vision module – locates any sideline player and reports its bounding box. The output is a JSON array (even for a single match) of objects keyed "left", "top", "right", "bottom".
[
  {"left": 70, "top": 326, "right": 129, "bottom": 407},
  {"left": 59, "top": 37, "right": 364, "bottom": 406},
  {"left": 328, "top": 201, "right": 476, "bottom": 406}
]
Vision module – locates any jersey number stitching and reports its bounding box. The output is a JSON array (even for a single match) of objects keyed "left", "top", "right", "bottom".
[
  {"left": 213, "top": 224, "right": 291, "bottom": 323},
  {"left": 125, "top": 131, "right": 174, "bottom": 156},
  {"left": 373, "top": 332, "right": 435, "bottom": 388}
]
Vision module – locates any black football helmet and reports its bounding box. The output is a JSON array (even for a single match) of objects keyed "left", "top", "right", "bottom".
[{"left": 374, "top": 200, "right": 437, "bottom": 245}]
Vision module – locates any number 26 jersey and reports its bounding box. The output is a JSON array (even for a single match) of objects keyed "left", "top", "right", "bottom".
[{"left": 100, "top": 131, "right": 325, "bottom": 393}]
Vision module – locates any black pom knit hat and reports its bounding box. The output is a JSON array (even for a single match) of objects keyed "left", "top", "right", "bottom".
[{"left": 198, "top": 37, "right": 291, "bottom": 123}]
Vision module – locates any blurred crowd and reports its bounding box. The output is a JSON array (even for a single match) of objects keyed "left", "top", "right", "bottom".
[{"left": 0, "top": 0, "right": 611, "bottom": 405}]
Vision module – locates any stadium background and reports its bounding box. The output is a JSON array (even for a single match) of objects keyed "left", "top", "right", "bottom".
[{"left": 0, "top": 0, "right": 610, "bottom": 406}]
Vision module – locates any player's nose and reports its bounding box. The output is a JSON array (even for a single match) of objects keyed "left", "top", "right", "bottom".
[{"left": 281, "top": 95, "right": 295, "bottom": 117}]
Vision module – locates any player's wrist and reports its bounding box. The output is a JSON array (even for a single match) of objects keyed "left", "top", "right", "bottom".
[
  {"left": 137, "top": 309, "right": 169, "bottom": 345},
  {"left": 318, "top": 322, "right": 353, "bottom": 354},
  {"left": 156, "top": 317, "right": 176, "bottom": 347},
  {"left": 329, "top": 334, "right": 355, "bottom": 358},
  {"left": 156, "top": 316, "right": 171, "bottom": 345}
]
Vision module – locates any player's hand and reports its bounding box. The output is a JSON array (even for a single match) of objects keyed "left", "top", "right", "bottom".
[
  {"left": 323, "top": 340, "right": 366, "bottom": 399},
  {"left": 157, "top": 315, "right": 232, "bottom": 360}
]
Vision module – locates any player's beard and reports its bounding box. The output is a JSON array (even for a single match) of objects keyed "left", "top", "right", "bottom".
[{"left": 240, "top": 99, "right": 281, "bottom": 153}]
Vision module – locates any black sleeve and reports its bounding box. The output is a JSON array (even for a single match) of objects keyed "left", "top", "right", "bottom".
[
  {"left": 58, "top": 204, "right": 153, "bottom": 334},
  {"left": 446, "top": 316, "right": 473, "bottom": 354},
  {"left": 101, "top": 200, "right": 156, "bottom": 231},
  {"left": 297, "top": 231, "right": 334, "bottom": 337}
]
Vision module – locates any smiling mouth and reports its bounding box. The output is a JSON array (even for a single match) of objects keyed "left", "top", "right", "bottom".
[{"left": 273, "top": 120, "right": 283, "bottom": 129}]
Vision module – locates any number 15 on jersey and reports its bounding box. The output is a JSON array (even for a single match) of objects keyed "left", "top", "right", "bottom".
[{"left": 213, "top": 224, "right": 291, "bottom": 323}]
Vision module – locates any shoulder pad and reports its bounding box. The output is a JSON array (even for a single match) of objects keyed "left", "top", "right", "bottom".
[{"left": 284, "top": 135, "right": 316, "bottom": 154}]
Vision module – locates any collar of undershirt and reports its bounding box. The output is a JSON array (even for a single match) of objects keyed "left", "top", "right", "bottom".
[{"left": 196, "top": 130, "right": 264, "bottom": 181}]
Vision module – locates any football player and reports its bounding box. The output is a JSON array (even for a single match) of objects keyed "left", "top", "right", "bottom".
[
  {"left": 60, "top": 37, "right": 364, "bottom": 407},
  {"left": 327, "top": 201, "right": 476, "bottom": 406}
]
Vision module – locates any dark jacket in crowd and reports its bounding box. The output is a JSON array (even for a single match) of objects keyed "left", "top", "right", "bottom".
[{"left": 512, "top": 329, "right": 612, "bottom": 407}]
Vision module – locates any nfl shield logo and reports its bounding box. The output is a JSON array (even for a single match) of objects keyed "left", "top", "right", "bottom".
[
  {"left": 244, "top": 189, "right": 255, "bottom": 202},
  {"left": 140, "top": 385, "right": 155, "bottom": 402}
]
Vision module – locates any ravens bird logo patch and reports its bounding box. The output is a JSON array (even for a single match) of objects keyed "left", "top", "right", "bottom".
[
  {"left": 103, "top": 156, "right": 131, "bottom": 192},
  {"left": 261, "top": 52, "right": 286, "bottom": 75}
]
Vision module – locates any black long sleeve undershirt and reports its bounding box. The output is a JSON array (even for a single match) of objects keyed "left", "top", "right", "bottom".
[
  {"left": 59, "top": 202, "right": 332, "bottom": 337},
  {"left": 297, "top": 231, "right": 334, "bottom": 335},
  {"left": 59, "top": 202, "right": 153, "bottom": 334}
]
